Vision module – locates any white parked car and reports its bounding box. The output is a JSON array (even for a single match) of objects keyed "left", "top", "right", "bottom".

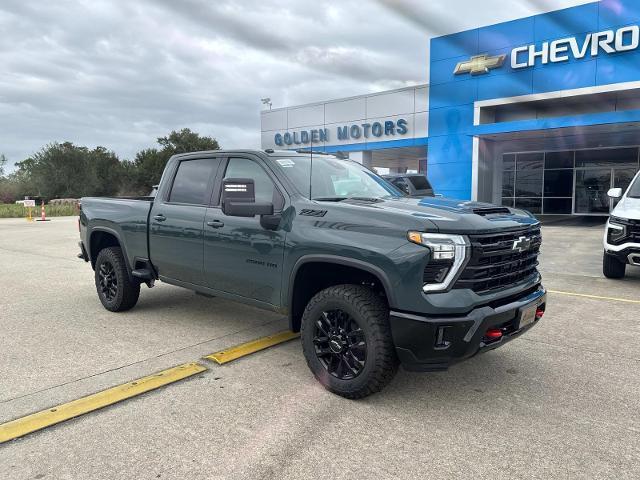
[{"left": 603, "top": 171, "right": 640, "bottom": 278}]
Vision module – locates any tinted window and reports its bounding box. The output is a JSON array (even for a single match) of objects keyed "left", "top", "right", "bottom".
[
  {"left": 225, "top": 157, "right": 281, "bottom": 207},
  {"left": 515, "top": 198, "right": 542, "bottom": 214},
  {"left": 392, "top": 179, "right": 410, "bottom": 193},
  {"left": 544, "top": 198, "right": 572, "bottom": 214},
  {"left": 408, "top": 176, "right": 431, "bottom": 190},
  {"left": 503, "top": 154, "right": 515, "bottom": 171},
  {"left": 502, "top": 170, "right": 515, "bottom": 197},
  {"left": 575, "top": 148, "right": 639, "bottom": 168},
  {"left": 544, "top": 170, "right": 573, "bottom": 197},
  {"left": 545, "top": 151, "right": 573, "bottom": 169},
  {"left": 169, "top": 159, "right": 218, "bottom": 204}
]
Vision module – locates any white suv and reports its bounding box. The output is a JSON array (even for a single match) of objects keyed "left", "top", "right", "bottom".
[{"left": 603, "top": 171, "right": 640, "bottom": 278}]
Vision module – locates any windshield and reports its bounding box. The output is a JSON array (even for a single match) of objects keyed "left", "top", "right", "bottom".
[
  {"left": 270, "top": 155, "right": 405, "bottom": 200},
  {"left": 628, "top": 173, "right": 640, "bottom": 198}
]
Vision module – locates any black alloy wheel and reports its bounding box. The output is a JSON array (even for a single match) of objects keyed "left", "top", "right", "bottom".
[
  {"left": 301, "top": 284, "right": 399, "bottom": 399},
  {"left": 98, "top": 260, "right": 118, "bottom": 302},
  {"left": 94, "top": 246, "right": 140, "bottom": 312},
  {"left": 313, "top": 309, "right": 367, "bottom": 380}
]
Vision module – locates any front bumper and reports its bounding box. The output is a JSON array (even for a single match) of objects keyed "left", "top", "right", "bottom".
[
  {"left": 389, "top": 286, "right": 546, "bottom": 372},
  {"left": 603, "top": 241, "right": 640, "bottom": 266}
]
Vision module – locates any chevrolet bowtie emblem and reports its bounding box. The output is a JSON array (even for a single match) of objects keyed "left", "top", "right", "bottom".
[
  {"left": 454, "top": 54, "right": 507, "bottom": 75},
  {"left": 512, "top": 236, "right": 532, "bottom": 253}
]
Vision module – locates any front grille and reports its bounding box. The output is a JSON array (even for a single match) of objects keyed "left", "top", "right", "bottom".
[
  {"left": 609, "top": 217, "right": 640, "bottom": 244},
  {"left": 455, "top": 226, "right": 542, "bottom": 294}
]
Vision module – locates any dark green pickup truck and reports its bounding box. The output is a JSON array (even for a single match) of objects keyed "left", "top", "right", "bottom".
[{"left": 79, "top": 149, "right": 546, "bottom": 398}]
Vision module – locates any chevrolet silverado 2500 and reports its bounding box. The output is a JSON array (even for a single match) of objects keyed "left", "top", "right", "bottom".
[{"left": 79, "top": 150, "right": 546, "bottom": 398}]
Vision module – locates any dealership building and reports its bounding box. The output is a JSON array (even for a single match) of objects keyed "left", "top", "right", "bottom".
[{"left": 261, "top": 0, "right": 640, "bottom": 215}]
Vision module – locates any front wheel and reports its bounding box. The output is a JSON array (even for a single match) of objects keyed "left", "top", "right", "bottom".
[
  {"left": 603, "top": 251, "right": 626, "bottom": 279},
  {"left": 301, "top": 285, "right": 399, "bottom": 399},
  {"left": 94, "top": 247, "right": 140, "bottom": 312}
]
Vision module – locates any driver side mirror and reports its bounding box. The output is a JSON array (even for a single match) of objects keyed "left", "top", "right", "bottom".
[
  {"left": 607, "top": 188, "right": 623, "bottom": 199},
  {"left": 221, "top": 178, "right": 274, "bottom": 217}
]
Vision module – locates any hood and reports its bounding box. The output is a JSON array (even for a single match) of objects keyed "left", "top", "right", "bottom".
[
  {"left": 338, "top": 196, "right": 539, "bottom": 233},
  {"left": 612, "top": 195, "right": 640, "bottom": 221}
]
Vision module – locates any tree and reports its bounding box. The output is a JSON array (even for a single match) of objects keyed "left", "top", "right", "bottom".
[
  {"left": 131, "top": 128, "right": 220, "bottom": 191},
  {"left": 0, "top": 153, "right": 6, "bottom": 177},
  {"left": 12, "top": 142, "right": 123, "bottom": 199}
]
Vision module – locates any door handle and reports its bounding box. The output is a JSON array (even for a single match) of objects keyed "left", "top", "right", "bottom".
[
  {"left": 153, "top": 214, "right": 166, "bottom": 222},
  {"left": 207, "top": 220, "right": 224, "bottom": 228}
]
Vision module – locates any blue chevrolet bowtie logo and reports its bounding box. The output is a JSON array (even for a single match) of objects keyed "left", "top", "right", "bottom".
[{"left": 454, "top": 54, "right": 507, "bottom": 75}]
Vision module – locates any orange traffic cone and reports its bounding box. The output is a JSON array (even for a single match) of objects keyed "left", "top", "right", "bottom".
[{"left": 36, "top": 200, "right": 51, "bottom": 222}]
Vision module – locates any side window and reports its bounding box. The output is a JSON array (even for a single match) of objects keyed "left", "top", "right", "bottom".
[
  {"left": 393, "top": 179, "right": 410, "bottom": 194},
  {"left": 169, "top": 158, "right": 219, "bottom": 205},
  {"left": 224, "top": 157, "right": 283, "bottom": 209}
]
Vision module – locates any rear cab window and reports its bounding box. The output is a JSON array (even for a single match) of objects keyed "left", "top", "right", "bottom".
[
  {"left": 408, "top": 176, "right": 431, "bottom": 190},
  {"left": 169, "top": 158, "right": 219, "bottom": 205}
]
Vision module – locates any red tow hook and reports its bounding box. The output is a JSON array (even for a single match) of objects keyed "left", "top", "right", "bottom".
[
  {"left": 484, "top": 328, "right": 503, "bottom": 342},
  {"left": 535, "top": 307, "right": 545, "bottom": 320}
]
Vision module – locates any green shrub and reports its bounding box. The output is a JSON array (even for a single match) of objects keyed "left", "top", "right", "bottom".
[{"left": 0, "top": 203, "right": 78, "bottom": 218}]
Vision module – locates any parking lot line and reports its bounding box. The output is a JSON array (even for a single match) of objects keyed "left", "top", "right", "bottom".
[
  {"left": 548, "top": 289, "right": 640, "bottom": 305},
  {"left": 0, "top": 362, "right": 207, "bottom": 444},
  {"left": 204, "top": 330, "right": 300, "bottom": 365}
]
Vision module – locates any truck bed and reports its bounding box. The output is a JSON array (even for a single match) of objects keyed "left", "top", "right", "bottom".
[{"left": 80, "top": 196, "right": 155, "bottom": 269}]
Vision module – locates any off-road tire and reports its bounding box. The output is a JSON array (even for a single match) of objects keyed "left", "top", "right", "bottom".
[
  {"left": 603, "top": 251, "right": 626, "bottom": 279},
  {"left": 95, "top": 247, "right": 140, "bottom": 312},
  {"left": 301, "top": 284, "right": 399, "bottom": 399}
]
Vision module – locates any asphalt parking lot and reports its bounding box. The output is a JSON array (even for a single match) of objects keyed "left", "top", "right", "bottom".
[{"left": 1, "top": 216, "right": 639, "bottom": 479}]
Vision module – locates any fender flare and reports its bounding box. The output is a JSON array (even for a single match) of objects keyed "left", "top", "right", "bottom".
[
  {"left": 88, "top": 226, "right": 134, "bottom": 281},
  {"left": 287, "top": 254, "right": 397, "bottom": 314}
]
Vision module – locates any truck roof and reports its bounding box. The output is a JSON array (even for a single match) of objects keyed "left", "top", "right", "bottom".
[{"left": 170, "top": 149, "right": 342, "bottom": 160}]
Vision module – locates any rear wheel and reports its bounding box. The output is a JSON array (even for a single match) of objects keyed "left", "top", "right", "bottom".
[
  {"left": 301, "top": 285, "right": 398, "bottom": 399},
  {"left": 95, "top": 247, "right": 140, "bottom": 312},
  {"left": 603, "top": 251, "right": 626, "bottom": 279}
]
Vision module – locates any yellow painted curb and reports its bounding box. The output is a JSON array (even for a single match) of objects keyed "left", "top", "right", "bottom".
[
  {"left": 0, "top": 362, "right": 207, "bottom": 444},
  {"left": 548, "top": 289, "right": 640, "bottom": 305},
  {"left": 204, "top": 330, "right": 300, "bottom": 365}
]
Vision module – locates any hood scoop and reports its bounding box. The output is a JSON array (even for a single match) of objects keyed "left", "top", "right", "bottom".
[
  {"left": 472, "top": 207, "right": 512, "bottom": 216},
  {"left": 299, "top": 208, "right": 327, "bottom": 217}
]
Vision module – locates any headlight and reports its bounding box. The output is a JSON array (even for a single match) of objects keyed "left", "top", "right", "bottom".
[
  {"left": 408, "top": 232, "right": 469, "bottom": 292},
  {"left": 607, "top": 217, "right": 627, "bottom": 244}
]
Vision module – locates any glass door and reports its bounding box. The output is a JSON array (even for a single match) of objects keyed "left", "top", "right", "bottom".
[{"left": 574, "top": 169, "right": 611, "bottom": 214}]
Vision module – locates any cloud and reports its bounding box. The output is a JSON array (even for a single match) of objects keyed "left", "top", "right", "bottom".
[{"left": 0, "top": 0, "right": 589, "bottom": 169}]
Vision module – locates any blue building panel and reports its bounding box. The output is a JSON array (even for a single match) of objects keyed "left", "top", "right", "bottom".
[
  {"left": 599, "top": 0, "right": 640, "bottom": 29},
  {"left": 533, "top": 3, "right": 599, "bottom": 41},
  {"left": 477, "top": 70, "right": 533, "bottom": 101},
  {"left": 596, "top": 50, "right": 640, "bottom": 84},
  {"left": 426, "top": 134, "right": 473, "bottom": 165},
  {"left": 427, "top": 161, "right": 473, "bottom": 192},
  {"left": 532, "top": 59, "right": 597, "bottom": 93},
  {"left": 430, "top": 29, "right": 479, "bottom": 61},
  {"left": 478, "top": 17, "right": 535, "bottom": 52},
  {"left": 429, "top": 79, "right": 477, "bottom": 110}
]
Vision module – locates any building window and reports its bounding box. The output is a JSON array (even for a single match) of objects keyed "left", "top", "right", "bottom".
[{"left": 502, "top": 148, "right": 640, "bottom": 215}]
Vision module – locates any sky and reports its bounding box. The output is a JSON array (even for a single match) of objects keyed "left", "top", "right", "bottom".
[{"left": 0, "top": 0, "right": 593, "bottom": 169}]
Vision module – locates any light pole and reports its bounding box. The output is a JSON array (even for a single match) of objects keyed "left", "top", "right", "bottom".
[{"left": 261, "top": 98, "right": 272, "bottom": 110}]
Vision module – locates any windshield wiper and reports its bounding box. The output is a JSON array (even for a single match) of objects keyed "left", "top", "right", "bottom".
[
  {"left": 313, "top": 197, "right": 349, "bottom": 202},
  {"left": 345, "top": 196, "right": 382, "bottom": 203},
  {"left": 314, "top": 196, "right": 383, "bottom": 203}
]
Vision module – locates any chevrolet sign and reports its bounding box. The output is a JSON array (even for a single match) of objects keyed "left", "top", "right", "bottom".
[
  {"left": 454, "top": 54, "right": 506, "bottom": 75},
  {"left": 454, "top": 25, "right": 640, "bottom": 75}
]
